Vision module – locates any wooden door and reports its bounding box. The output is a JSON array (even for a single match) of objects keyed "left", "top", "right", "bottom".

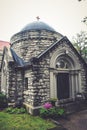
[{"left": 57, "top": 73, "right": 69, "bottom": 100}]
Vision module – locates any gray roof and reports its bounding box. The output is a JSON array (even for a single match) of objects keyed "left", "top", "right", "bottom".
[{"left": 21, "top": 21, "right": 56, "bottom": 32}]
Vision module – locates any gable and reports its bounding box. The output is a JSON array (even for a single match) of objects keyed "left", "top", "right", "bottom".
[
  {"left": 37, "top": 36, "right": 87, "bottom": 68},
  {"left": 1, "top": 47, "right": 13, "bottom": 69}
]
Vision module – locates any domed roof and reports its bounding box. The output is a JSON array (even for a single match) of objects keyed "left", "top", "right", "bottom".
[{"left": 21, "top": 21, "right": 56, "bottom": 32}]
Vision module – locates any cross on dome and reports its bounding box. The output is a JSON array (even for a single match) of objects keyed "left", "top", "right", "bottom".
[{"left": 36, "top": 16, "right": 40, "bottom": 21}]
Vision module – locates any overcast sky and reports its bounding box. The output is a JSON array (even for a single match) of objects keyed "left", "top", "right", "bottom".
[{"left": 0, "top": 0, "right": 87, "bottom": 42}]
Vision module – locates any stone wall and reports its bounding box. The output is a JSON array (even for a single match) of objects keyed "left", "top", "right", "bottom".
[
  {"left": 7, "top": 63, "right": 24, "bottom": 105},
  {"left": 24, "top": 69, "right": 36, "bottom": 106},
  {"left": 10, "top": 30, "right": 63, "bottom": 62},
  {"left": 23, "top": 60, "right": 50, "bottom": 107},
  {"left": 32, "top": 59, "right": 50, "bottom": 106},
  {"left": 8, "top": 64, "right": 16, "bottom": 103}
]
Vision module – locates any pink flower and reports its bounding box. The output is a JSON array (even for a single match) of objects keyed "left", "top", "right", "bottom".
[{"left": 43, "top": 102, "right": 52, "bottom": 109}]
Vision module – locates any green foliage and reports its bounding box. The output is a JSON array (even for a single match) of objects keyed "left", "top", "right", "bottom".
[
  {"left": 40, "top": 107, "right": 65, "bottom": 118},
  {"left": 5, "top": 107, "right": 26, "bottom": 114},
  {"left": 0, "top": 111, "right": 55, "bottom": 130},
  {"left": 82, "top": 17, "right": 87, "bottom": 25},
  {"left": 56, "top": 108, "right": 65, "bottom": 116},
  {"left": 78, "top": 0, "right": 86, "bottom": 2},
  {"left": 0, "top": 92, "right": 8, "bottom": 109},
  {"left": 48, "top": 107, "right": 57, "bottom": 116},
  {"left": 72, "top": 31, "right": 87, "bottom": 62},
  {"left": 39, "top": 108, "right": 49, "bottom": 118}
]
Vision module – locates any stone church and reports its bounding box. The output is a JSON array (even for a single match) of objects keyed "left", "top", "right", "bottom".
[{"left": 0, "top": 20, "right": 87, "bottom": 114}]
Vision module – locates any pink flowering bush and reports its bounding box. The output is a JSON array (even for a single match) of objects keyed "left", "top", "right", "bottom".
[
  {"left": 40, "top": 102, "right": 65, "bottom": 118},
  {"left": 43, "top": 102, "right": 52, "bottom": 109}
]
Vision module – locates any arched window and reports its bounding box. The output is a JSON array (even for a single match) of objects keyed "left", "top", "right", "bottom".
[{"left": 55, "top": 55, "right": 72, "bottom": 69}]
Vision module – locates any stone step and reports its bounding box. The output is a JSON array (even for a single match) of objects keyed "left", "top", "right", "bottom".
[{"left": 58, "top": 100, "right": 87, "bottom": 114}]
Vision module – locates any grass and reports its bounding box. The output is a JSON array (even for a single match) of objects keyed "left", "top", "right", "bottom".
[{"left": 0, "top": 111, "right": 56, "bottom": 130}]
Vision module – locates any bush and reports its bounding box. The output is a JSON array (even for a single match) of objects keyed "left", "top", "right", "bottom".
[
  {"left": 40, "top": 106, "right": 65, "bottom": 118},
  {"left": 0, "top": 92, "right": 8, "bottom": 109},
  {"left": 5, "top": 107, "right": 27, "bottom": 114},
  {"left": 56, "top": 108, "right": 65, "bottom": 116},
  {"left": 48, "top": 107, "right": 57, "bottom": 117},
  {"left": 40, "top": 108, "right": 49, "bottom": 118}
]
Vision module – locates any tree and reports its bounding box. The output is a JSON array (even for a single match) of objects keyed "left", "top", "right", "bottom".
[
  {"left": 72, "top": 31, "right": 87, "bottom": 62},
  {"left": 76, "top": 0, "right": 87, "bottom": 62},
  {"left": 78, "top": 0, "right": 86, "bottom": 2},
  {"left": 77, "top": 0, "right": 87, "bottom": 24},
  {"left": 82, "top": 17, "right": 87, "bottom": 25}
]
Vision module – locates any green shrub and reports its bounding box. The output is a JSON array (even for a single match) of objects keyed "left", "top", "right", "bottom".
[
  {"left": 5, "top": 107, "right": 13, "bottom": 113},
  {"left": 0, "top": 92, "right": 8, "bottom": 109},
  {"left": 40, "top": 107, "right": 65, "bottom": 118},
  {"left": 40, "top": 108, "right": 49, "bottom": 118},
  {"left": 19, "top": 107, "right": 27, "bottom": 113},
  {"left": 48, "top": 107, "right": 56, "bottom": 116},
  {"left": 5, "top": 107, "right": 26, "bottom": 114},
  {"left": 56, "top": 108, "right": 65, "bottom": 116}
]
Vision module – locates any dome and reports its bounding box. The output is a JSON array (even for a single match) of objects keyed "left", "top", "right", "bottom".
[{"left": 21, "top": 21, "right": 56, "bottom": 32}]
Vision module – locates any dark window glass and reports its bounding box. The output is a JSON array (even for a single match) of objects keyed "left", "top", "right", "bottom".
[{"left": 25, "top": 78, "right": 28, "bottom": 90}]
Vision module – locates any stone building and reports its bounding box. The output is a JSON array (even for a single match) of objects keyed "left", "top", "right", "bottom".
[
  {"left": 0, "top": 20, "right": 87, "bottom": 114},
  {"left": 0, "top": 41, "right": 10, "bottom": 91},
  {"left": 0, "top": 50, "right": 3, "bottom": 89}
]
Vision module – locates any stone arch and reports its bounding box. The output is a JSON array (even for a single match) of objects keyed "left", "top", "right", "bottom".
[
  {"left": 50, "top": 48, "right": 80, "bottom": 69},
  {"left": 50, "top": 48, "right": 81, "bottom": 102}
]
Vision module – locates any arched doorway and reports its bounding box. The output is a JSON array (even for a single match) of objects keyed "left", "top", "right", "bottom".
[
  {"left": 55, "top": 55, "right": 73, "bottom": 100},
  {"left": 50, "top": 49, "right": 81, "bottom": 102}
]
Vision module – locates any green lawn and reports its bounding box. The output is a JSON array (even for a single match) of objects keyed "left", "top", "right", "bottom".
[{"left": 0, "top": 111, "right": 55, "bottom": 130}]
